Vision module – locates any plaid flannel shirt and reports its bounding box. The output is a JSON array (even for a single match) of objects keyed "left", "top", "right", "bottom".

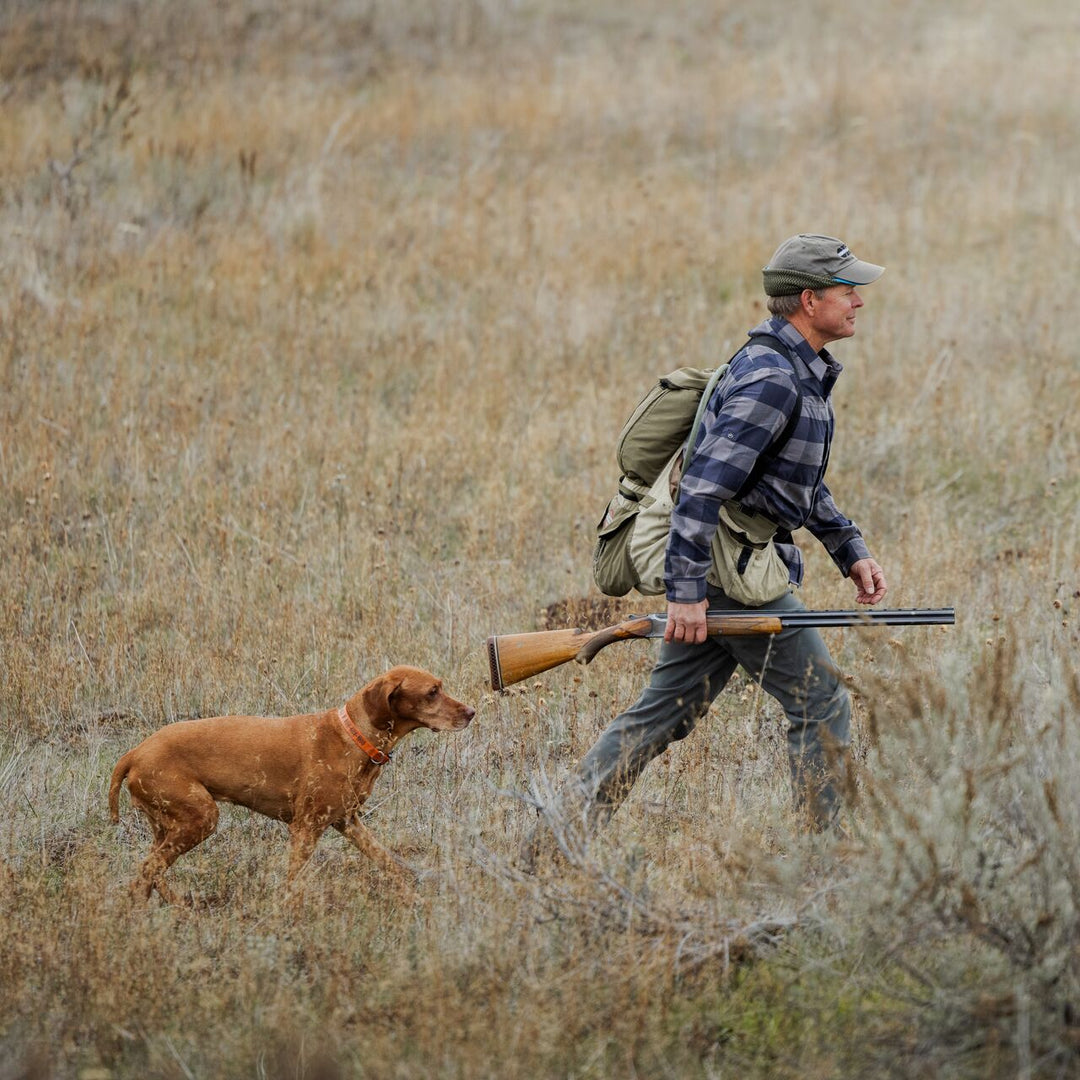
[{"left": 664, "top": 317, "right": 872, "bottom": 604}]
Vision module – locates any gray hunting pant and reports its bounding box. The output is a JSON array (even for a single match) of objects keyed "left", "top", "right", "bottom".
[{"left": 524, "top": 587, "right": 851, "bottom": 860}]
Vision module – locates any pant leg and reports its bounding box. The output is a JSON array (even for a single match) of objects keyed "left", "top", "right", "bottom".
[
  {"left": 518, "top": 632, "right": 737, "bottom": 867},
  {"left": 712, "top": 589, "right": 851, "bottom": 827},
  {"left": 572, "top": 634, "right": 739, "bottom": 816}
]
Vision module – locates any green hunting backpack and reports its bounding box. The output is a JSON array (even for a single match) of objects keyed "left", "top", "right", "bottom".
[{"left": 592, "top": 336, "right": 802, "bottom": 599}]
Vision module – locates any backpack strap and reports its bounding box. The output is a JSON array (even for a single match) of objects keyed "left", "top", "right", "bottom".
[
  {"left": 679, "top": 363, "right": 728, "bottom": 483},
  {"left": 680, "top": 332, "right": 804, "bottom": 505}
]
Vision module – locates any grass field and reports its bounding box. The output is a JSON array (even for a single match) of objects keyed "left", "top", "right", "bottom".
[{"left": 2, "top": 1, "right": 1079, "bottom": 1076}]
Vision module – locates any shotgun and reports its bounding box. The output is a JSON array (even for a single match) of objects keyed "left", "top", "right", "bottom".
[{"left": 486, "top": 608, "right": 955, "bottom": 692}]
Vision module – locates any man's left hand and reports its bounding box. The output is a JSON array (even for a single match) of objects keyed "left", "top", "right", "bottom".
[{"left": 850, "top": 558, "right": 887, "bottom": 605}]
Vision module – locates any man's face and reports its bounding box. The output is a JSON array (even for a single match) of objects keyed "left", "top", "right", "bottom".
[{"left": 807, "top": 284, "right": 864, "bottom": 345}]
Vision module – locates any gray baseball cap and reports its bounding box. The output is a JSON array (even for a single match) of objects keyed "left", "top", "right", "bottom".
[{"left": 762, "top": 234, "right": 885, "bottom": 296}]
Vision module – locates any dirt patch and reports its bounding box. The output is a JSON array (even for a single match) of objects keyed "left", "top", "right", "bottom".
[{"left": 537, "top": 594, "right": 649, "bottom": 631}]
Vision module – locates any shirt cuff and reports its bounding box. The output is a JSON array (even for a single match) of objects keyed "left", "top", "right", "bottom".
[
  {"left": 665, "top": 577, "right": 708, "bottom": 604},
  {"left": 835, "top": 537, "right": 873, "bottom": 576}
]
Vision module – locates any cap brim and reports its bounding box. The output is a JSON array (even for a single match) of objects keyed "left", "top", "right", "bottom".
[{"left": 832, "top": 259, "right": 884, "bottom": 286}]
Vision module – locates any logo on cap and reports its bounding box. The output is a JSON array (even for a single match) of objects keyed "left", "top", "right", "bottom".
[{"left": 836, "top": 244, "right": 851, "bottom": 259}]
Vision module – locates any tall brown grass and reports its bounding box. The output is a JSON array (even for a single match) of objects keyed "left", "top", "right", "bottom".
[{"left": 2, "top": 1, "right": 1078, "bottom": 1076}]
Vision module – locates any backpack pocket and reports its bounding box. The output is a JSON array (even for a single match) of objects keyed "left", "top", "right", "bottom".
[
  {"left": 592, "top": 492, "right": 642, "bottom": 598},
  {"left": 707, "top": 503, "right": 792, "bottom": 606},
  {"left": 593, "top": 451, "right": 682, "bottom": 597}
]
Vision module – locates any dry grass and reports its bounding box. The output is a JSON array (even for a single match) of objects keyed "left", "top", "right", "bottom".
[{"left": 1, "top": 0, "right": 1079, "bottom": 1076}]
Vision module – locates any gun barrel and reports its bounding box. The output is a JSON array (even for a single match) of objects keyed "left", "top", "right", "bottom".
[{"left": 771, "top": 607, "right": 955, "bottom": 628}]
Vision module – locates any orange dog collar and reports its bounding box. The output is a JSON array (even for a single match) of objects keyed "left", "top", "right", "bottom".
[{"left": 337, "top": 706, "right": 391, "bottom": 765}]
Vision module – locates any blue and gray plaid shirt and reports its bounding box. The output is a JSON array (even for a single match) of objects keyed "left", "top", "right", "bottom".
[{"left": 664, "top": 317, "right": 872, "bottom": 604}]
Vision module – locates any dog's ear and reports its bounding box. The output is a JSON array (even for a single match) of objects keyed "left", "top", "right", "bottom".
[{"left": 362, "top": 673, "right": 403, "bottom": 730}]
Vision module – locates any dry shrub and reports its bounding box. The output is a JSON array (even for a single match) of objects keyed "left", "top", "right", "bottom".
[{"left": 837, "top": 638, "right": 1080, "bottom": 1072}]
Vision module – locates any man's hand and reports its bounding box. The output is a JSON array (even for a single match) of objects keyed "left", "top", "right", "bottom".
[
  {"left": 664, "top": 598, "right": 710, "bottom": 644},
  {"left": 850, "top": 558, "right": 888, "bottom": 605}
]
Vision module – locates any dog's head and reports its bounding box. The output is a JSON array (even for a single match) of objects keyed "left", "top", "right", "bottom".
[{"left": 361, "top": 666, "right": 475, "bottom": 735}]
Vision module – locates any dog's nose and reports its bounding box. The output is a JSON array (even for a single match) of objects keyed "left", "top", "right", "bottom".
[{"left": 464, "top": 706, "right": 476, "bottom": 721}]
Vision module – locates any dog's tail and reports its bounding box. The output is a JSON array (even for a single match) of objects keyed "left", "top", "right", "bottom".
[{"left": 108, "top": 751, "right": 134, "bottom": 823}]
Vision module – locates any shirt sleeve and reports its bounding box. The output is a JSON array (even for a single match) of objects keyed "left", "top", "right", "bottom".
[
  {"left": 802, "top": 481, "right": 872, "bottom": 576},
  {"left": 664, "top": 365, "right": 801, "bottom": 603}
]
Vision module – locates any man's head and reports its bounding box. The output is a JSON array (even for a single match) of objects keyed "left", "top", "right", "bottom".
[{"left": 763, "top": 234, "right": 884, "bottom": 349}]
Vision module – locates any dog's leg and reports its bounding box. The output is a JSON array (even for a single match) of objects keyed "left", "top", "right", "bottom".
[
  {"left": 285, "top": 823, "right": 324, "bottom": 886},
  {"left": 137, "top": 853, "right": 183, "bottom": 906},
  {"left": 336, "top": 815, "right": 418, "bottom": 893},
  {"left": 129, "top": 819, "right": 168, "bottom": 902},
  {"left": 130, "top": 788, "right": 219, "bottom": 904}
]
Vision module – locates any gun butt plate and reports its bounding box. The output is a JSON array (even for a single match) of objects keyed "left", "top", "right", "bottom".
[{"left": 486, "top": 635, "right": 505, "bottom": 693}]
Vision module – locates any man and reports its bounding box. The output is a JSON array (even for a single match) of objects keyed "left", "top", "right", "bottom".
[{"left": 522, "top": 234, "right": 887, "bottom": 865}]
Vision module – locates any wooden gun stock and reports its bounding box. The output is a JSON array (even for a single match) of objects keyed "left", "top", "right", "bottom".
[
  {"left": 486, "top": 608, "right": 954, "bottom": 692},
  {"left": 487, "top": 618, "right": 655, "bottom": 692}
]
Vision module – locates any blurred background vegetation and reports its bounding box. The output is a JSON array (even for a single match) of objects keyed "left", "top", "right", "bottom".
[{"left": 1, "top": 1, "right": 1078, "bottom": 1076}]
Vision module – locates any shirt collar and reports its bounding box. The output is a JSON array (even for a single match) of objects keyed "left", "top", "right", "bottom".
[{"left": 751, "top": 317, "right": 844, "bottom": 391}]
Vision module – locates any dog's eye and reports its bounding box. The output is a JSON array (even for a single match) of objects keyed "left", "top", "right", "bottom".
[{"left": 428, "top": 686, "right": 439, "bottom": 698}]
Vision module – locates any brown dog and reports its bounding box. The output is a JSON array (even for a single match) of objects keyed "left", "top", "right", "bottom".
[{"left": 109, "top": 665, "right": 475, "bottom": 903}]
